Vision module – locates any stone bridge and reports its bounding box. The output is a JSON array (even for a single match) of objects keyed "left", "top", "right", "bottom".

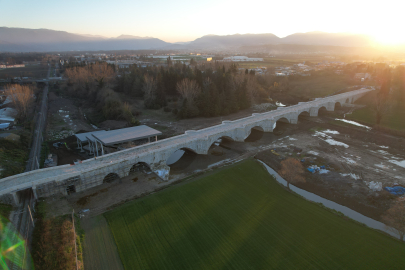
[{"left": 0, "top": 88, "right": 373, "bottom": 205}]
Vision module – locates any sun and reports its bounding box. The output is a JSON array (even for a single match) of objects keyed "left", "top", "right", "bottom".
[{"left": 372, "top": 30, "right": 405, "bottom": 46}]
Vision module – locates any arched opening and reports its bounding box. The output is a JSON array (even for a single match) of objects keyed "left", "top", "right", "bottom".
[
  {"left": 167, "top": 148, "right": 198, "bottom": 171},
  {"left": 245, "top": 126, "right": 264, "bottom": 142},
  {"left": 273, "top": 118, "right": 290, "bottom": 135},
  {"left": 129, "top": 162, "right": 151, "bottom": 174},
  {"left": 346, "top": 98, "right": 350, "bottom": 104},
  {"left": 335, "top": 102, "right": 342, "bottom": 111},
  {"left": 298, "top": 111, "right": 310, "bottom": 123},
  {"left": 318, "top": 106, "right": 328, "bottom": 116},
  {"left": 209, "top": 136, "right": 235, "bottom": 155},
  {"left": 103, "top": 173, "right": 120, "bottom": 183}
]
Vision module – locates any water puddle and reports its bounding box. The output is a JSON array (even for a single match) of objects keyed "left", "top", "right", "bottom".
[
  {"left": 389, "top": 159, "right": 405, "bottom": 169},
  {"left": 313, "top": 131, "right": 349, "bottom": 148},
  {"left": 257, "top": 160, "right": 400, "bottom": 239},
  {"left": 335, "top": 118, "right": 372, "bottom": 130}
]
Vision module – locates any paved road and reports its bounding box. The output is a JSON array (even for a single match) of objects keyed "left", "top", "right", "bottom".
[
  {"left": 25, "top": 67, "right": 50, "bottom": 171},
  {"left": 6, "top": 67, "right": 49, "bottom": 269}
]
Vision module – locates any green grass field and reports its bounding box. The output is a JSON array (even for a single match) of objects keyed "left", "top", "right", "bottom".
[
  {"left": 82, "top": 216, "right": 124, "bottom": 270},
  {"left": 348, "top": 91, "right": 405, "bottom": 131},
  {"left": 288, "top": 71, "right": 353, "bottom": 98},
  {"left": 104, "top": 159, "right": 405, "bottom": 270}
]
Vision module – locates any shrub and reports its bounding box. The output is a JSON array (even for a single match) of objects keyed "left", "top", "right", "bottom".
[{"left": 163, "top": 107, "right": 172, "bottom": 113}]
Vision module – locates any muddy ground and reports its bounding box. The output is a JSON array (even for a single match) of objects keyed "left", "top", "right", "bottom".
[{"left": 43, "top": 108, "right": 405, "bottom": 223}]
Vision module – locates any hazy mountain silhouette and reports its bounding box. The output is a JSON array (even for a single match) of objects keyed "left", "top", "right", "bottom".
[
  {"left": 0, "top": 27, "right": 170, "bottom": 52},
  {"left": 281, "top": 31, "right": 375, "bottom": 47},
  {"left": 187, "top": 33, "right": 280, "bottom": 49},
  {"left": 0, "top": 27, "right": 379, "bottom": 52}
]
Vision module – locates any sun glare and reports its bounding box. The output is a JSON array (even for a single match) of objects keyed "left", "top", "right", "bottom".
[{"left": 372, "top": 30, "right": 405, "bottom": 46}]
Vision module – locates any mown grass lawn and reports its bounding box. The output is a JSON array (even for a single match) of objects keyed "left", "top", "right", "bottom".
[{"left": 105, "top": 159, "right": 405, "bottom": 270}]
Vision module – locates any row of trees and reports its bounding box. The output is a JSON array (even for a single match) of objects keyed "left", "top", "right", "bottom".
[
  {"left": 374, "top": 66, "right": 405, "bottom": 125},
  {"left": 64, "top": 63, "right": 139, "bottom": 125},
  {"left": 114, "top": 63, "right": 272, "bottom": 118}
]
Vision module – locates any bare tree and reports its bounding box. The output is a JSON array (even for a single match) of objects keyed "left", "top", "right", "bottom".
[
  {"left": 65, "top": 62, "right": 115, "bottom": 89},
  {"left": 202, "top": 77, "right": 212, "bottom": 90},
  {"left": 143, "top": 75, "right": 157, "bottom": 101},
  {"left": 382, "top": 201, "right": 405, "bottom": 242},
  {"left": 176, "top": 78, "right": 201, "bottom": 103},
  {"left": 5, "top": 84, "right": 34, "bottom": 119},
  {"left": 279, "top": 158, "right": 305, "bottom": 190}
]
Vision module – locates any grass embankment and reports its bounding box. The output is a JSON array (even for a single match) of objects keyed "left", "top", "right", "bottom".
[
  {"left": 105, "top": 159, "right": 405, "bottom": 270},
  {"left": 346, "top": 91, "right": 405, "bottom": 132},
  {"left": 347, "top": 91, "right": 405, "bottom": 131},
  {"left": 0, "top": 137, "right": 29, "bottom": 178},
  {"left": 31, "top": 201, "right": 84, "bottom": 270}
]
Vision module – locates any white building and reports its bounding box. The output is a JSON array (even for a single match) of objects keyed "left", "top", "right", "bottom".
[{"left": 223, "top": 56, "right": 264, "bottom": 62}]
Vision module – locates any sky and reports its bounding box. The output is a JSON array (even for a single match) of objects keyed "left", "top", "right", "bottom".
[{"left": 1, "top": 0, "right": 404, "bottom": 44}]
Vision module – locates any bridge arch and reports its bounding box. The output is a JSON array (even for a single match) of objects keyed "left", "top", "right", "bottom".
[
  {"left": 335, "top": 102, "right": 342, "bottom": 110},
  {"left": 272, "top": 117, "right": 291, "bottom": 135},
  {"left": 318, "top": 106, "right": 328, "bottom": 115},
  {"left": 244, "top": 126, "right": 265, "bottom": 141},
  {"left": 103, "top": 172, "right": 120, "bottom": 183},
  {"left": 274, "top": 116, "right": 290, "bottom": 124},
  {"left": 166, "top": 147, "right": 198, "bottom": 166},
  {"left": 129, "top": 162, "right": 151, "bottom": 174},
  {"left": 298, "top": 110, "right": 311, "bottom": 120}
]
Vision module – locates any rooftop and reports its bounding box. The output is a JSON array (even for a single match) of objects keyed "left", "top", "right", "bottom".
[
  {"left": 92, "top": 125, "right": 162, "bottom": 145},
  {"left": 74, "top": 130, "right": 107, "bottom": 142}
]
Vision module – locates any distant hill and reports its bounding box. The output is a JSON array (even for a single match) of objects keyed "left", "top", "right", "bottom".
[
  {"left": 0, "top": 27, "right": 170, "bottom": 52},
  {"left": 280, "top": 32, "right": 375, "bottom": 47},
  {"left": 186, "top": 32, "right": 376, "bottom": 49},
  {"left": 0, "top": 27, "right": 383, "bottom": 52},
  {"left": 188, "top": 33, "right": 280, "bottom": 49}
]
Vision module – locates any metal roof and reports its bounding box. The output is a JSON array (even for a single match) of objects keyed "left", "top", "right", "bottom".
[
  {"left": 74, "top": 130, "right": 107, "bottom": 142},
  {"left": 92, "top": 125, "right": 162, "bottom": 145}
]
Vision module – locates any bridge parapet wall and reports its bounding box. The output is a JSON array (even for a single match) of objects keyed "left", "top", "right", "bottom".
[{"left": 0, "top": 88, "right": 375, "bottom": 202}]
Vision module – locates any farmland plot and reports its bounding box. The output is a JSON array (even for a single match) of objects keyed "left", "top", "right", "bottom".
[
  {"left": 82, "top": 215, "right": 124, "bottom": 270},
  {"left": 105, "top": 159, "right": 405, "bottom": 270}
]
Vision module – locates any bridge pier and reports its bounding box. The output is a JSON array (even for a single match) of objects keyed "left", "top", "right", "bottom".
[
  {"left": 290, "top": 118, "right": 298, "bottom": 124},
  {"left": 11, "top": 192, "right": 19, "bottom": 206},
  {"left": 309, "top": 107, "right": 318, "bottom": 117},
  {"left": 152, "top": 165, "right": 171, "bottom": 181},
  {"left": 32, "top": 187, "right": 38, "bottom": 200},
  {"left": 0, "top": 88, "right": 374, "bottom": 201},
  {"left": 326, "top": 102, "right": 335, "bottom": 111}
]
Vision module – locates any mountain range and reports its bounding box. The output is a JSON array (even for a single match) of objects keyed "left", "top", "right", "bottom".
[{"left": 0, "top": 27, "right": 379, "bottom": 52}]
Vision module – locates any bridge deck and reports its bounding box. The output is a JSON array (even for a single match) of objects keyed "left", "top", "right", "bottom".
[{"left": 0, "top": 88, "right": 373, "bottom": 196}]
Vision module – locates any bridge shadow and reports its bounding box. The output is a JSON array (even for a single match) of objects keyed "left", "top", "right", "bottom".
[
  {"left": 245, "top": 127, "right": 264, "bottom": 142},
  {"left": 168, "top": 150, "right": 198, "bottom": 172}
]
